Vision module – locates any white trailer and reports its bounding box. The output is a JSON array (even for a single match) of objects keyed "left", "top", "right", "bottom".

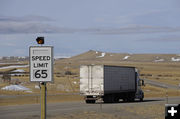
[{"left": 80, "top": 65, "right": 144, "bottom": 103}]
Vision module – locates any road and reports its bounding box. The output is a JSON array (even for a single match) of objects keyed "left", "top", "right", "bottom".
[
  {"left": 145, "top": 79, "right": 179, "bottom": 89},
  {"left": 0, "top": 97, "right": 180, "bottom": 119}
]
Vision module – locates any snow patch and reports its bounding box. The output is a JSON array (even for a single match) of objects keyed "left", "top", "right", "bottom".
[
  {"left": 154, "top": 59, "right": 164, "bottom": 62},
  {"left": 10, "top": 69, "right": 25, "bottom": 76},
  {"left": 97, "top": 52, "right": 106, "bottom": 58},
  {"left": 171, "top": 57, "right": 180, "bottom": 62},
  {"left": 0, "top": 65, "right": 29, "bottom": 69},
  {"left": 123, "top": 56, "right": 130, "bottom": 60},
  {"left": 35, "top": 85, "right": 40, "bottom": 89},
  {"left": 54, "top": 56, "right": 70, "bottom": 59},
  {"left": 1, "top": 85, "right": 30, "bottom": 91},
  {"left": 11, "top": 69, "right": 25, "bottom": 72},
  {"left": 145, "top": 90, "right": 150, "bottom": 92}
]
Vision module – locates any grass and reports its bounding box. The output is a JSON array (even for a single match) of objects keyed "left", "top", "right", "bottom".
[
  {"left": 0, "top": 94, "right": 83, "bottom": 106},
  {"left": 47, "top": 103, "right": 165, "bottom": 119},
  {"left": 120, "top": 103, "right": 164, "bottom": 119},
  {"left": 1, "top": 59, "right": 180, "bottom": 106},
  {"left": 0, "top": 84, "right": 179, "bottom": 106},
  {"left": 142, "top": 84, "right": 180, "bottom": 98},
  {"left": 52, "top": 112, "right": 124, "bottom": 119}
]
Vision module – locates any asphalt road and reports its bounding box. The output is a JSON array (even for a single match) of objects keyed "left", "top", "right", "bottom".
[
  {"left": 0, "top": 97, "right": 180, "bottom": 119},
  {"left": 145, "top": 79, "right": 179, "bottom": 89}
]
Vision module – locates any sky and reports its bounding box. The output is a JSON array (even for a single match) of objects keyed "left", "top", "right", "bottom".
[{"left": 0, "top": 0, "right": 180, "bottom": 56}]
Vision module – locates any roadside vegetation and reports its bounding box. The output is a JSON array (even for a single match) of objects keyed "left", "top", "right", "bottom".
[{"left": 0, "top": 53, "right": 180, "bottom": 106}]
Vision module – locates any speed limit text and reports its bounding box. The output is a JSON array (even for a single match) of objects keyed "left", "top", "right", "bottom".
[
  {"left": 32, "top": 56, "right": 50, "bottom": 61},
  {"left": 34, "top": 63, "right": 48, "bottom": 68}
]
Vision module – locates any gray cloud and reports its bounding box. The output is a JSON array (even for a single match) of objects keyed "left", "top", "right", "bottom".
[
  {"left": 1, "top": 15, "right": 180, "bottom": 34},
  {"left": 0, "top": 22, "right": 70, "bottom": 34},
  {"left": 138, "top": 35, "right": 180, "bottom": 42},
  {"left": 90, "top": 25, "right": 180, "bottom": 35},
  {"left": 0, "top": 15, "right": 53, "bottom": 22},
  {"left": 0, "top": 15, "right": 75, "bottom": 34}
]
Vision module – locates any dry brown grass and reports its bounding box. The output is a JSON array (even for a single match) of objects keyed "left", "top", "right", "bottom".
[
  {"left": 0, "top": 94, "right": 83, "bottom": 106},
  {"left": 52, "top": 111, "right": 128, "bottom": 119},
  {"left": 120, "top": 103, "right": 164, "bottom": 119},
  {"left": 50, "top": 103, "right": 165, "bottom": 119},
  {"left": 1, "top": 59, "right": 180, "bottom": 106},
  {"left": 142, "top": 84, "right": 180, "bottom": 98}
]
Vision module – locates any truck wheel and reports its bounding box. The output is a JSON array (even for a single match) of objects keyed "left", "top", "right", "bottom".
[
  {"left": 103, "top": 97, "right": 113, "bottom": 103},
  {"left": 123, "top": 98, "right": 127, "bottom": 102},
  {"left": 114, "top": 97, "right": 119, "bottom": 103},
  {"left": 103, "top": 98, "right": 109, "bottom": 103},
  {"left": 86, "top": 100, "right": 95, "bottom": 104},
  {"left": 140, "top": 98, "right": 143, "bottom": 102},
  {"left": 129, "top": 98, "right": 135, "bottom": 102},
  {"left": 91, "top": 100, "right": 95, "bottom": 103},
  {"left": 86, "top": 100, "right": 91, "bottom": 103},
  {"left": 140, "top": 92, "right": 144, "bottom": 102}
]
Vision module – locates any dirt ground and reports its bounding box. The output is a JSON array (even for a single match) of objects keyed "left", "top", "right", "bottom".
[{"left": 51, "top": 103, "right": 164, "bottom": 119}]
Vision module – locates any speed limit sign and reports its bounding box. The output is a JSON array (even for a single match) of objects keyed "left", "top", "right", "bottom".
[{"left": 29, "top": 46, "right": 53, "bottom": 82}]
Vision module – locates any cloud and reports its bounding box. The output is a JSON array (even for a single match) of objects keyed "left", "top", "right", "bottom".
[
  {"left": 88, "top": 25, "right": 180, "bottom": 35},
  {"left": 0, "top": 15, "right": 53, "bottom": 22},
  {"left": 138, "top": 35, "right": 180, "bottom": 42},
  {"left": 1, "top": 15, "right": 180, "bottom": 35},
  {"left": 93, "top": 9, "right": 168, "bottom": 26},
  {"left": 0, "top": 15, "right": 75, "bottom": 34},
  {"left": 0, "top": 21, "right": 60, "bottom": 34}
]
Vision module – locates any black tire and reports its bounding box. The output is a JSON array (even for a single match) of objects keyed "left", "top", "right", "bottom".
[
  {"left": 86, "top": 100, "right": 95, "bottom": 104},
  {"left": 140, "top": 92, "right": 144, "bottom": 102},
  {"left": 103, "top": 95, "right": 114, "bottom": 103},
  {"left": 86, "top": 100, "right": 91, "bottom": 103},
  {"left": 140, "top": 98, "right": 143, "bottom": 102},
  {"left": 114, "top": 97, "right": 119, "bottom": 103},
  {"left": 91, "top": 100, "right": 95, "bottom": 103},
  {"left": 123, "top": 98, "right": 127, "bottom": 102},
  {"left": 127, "top": 94, "right": 135, "bottom": 102},
  {"left": 129, "top": 98, "right": 135, "bottom": 102},
  {"left": 126, "top": 98, "right": 131, "bottom": 102},
  {"left": 103, "top": 98, "right": 110, "bottom": 103}
]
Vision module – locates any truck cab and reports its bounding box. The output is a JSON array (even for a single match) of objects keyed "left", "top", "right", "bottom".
[{"left": 135, "top": 70, "right": 144, "bottom": 101}]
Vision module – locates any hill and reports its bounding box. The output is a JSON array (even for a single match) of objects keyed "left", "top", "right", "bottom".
[{"left": 59, "top": 50, "right": 180, "bottom": 63}]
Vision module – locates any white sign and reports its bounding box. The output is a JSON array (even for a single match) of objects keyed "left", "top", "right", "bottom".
[{"left": 29, "top": 46, "right": 53, "bottom": 82}]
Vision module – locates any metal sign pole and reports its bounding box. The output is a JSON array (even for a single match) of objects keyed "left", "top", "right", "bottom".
[{"left": 41, "top": 82, "right": 46, "bottom": 119}]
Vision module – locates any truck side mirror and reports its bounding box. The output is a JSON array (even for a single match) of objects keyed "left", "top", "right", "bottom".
[{"left": 142, "top": 80, "right": 145, "bottom": 86}]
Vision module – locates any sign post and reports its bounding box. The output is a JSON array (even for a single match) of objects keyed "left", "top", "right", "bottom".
[
  {"left": 30, "top": 45, "right": 53, "bottom": 119},
  {"left": 41, "top": 82, "right": 46, "bottom": 119}
]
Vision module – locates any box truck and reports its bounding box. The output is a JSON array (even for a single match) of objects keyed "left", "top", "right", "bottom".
[{"left": 80, "top": 65, "right": 144, "bottom": 103}]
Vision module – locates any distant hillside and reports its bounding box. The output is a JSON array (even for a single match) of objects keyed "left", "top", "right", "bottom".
[{"left": 59, "top": 50, "right": 180, "bottom": 63}]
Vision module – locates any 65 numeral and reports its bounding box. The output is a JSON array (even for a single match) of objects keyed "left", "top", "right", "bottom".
[{"left": 34, "top": 70, "right": 48, "bottom": 78}]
